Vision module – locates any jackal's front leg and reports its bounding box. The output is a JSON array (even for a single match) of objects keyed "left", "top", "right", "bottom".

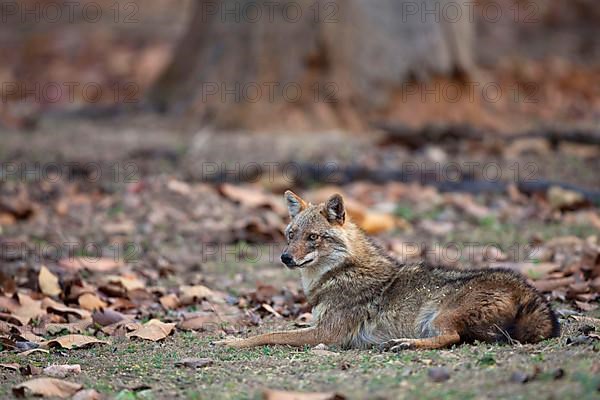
[{"left": 214, "top": 327, "right": 332, "bottom": 349}]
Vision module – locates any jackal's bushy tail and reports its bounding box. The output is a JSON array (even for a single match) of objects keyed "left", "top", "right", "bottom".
[{"left": 508, "top": 293, "right": 560, "bottom": 343}]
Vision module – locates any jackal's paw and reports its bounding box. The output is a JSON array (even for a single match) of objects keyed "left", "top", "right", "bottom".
[
  {"left": 379, "top": 339, "right": 416, "bottom": 352},
  {"left": 211, "top": 337, "right": 246, "bottom": 348}
]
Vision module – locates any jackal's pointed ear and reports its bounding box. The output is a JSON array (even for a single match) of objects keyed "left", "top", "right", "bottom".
[
  {"left": 284, "top": 190, "right": 307, "bottom": 219},
  {"left": 324, "top": 194, "right": 345, "bottom": 225}
]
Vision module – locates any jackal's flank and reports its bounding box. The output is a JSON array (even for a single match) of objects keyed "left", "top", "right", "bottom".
[{"left": 216, "top": 191, "right": 559, "bottom": 350}]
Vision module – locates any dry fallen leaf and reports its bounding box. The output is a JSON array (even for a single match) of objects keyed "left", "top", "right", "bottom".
[
  {"left": 159, "top": 294, "right": 180, "bottom": 310},
  {"left": 78, "top": 293, "right": 107, "bottom": 311},
  {"left": 42, "top": 298, "right": 91, "bottom": 320},
  {"left": 38, "top": 266, "right": 61, "bottom": 297},
  {"left": 0, "top": 212, "right": 16, "bottom": 225},
  {"left": 43, "top": 364, "right": 81, "bottom": 378},
  {"left": 295, "top": 312, "right": 313, "bottom": 327},
  {"left": 19, "top": 332, "right": 45, "bottom": 344},
  {"left": 126, "top": 319, "right": 175, "bottom": 341},
  {"left": 180, "top": 285, "right": 215, "bottom": 305},
  {"left": 0, "top": 295, "right": 19, "bottom": 313},
  {"left": 107, "top": 275, "right": 145, "bottom": 291},
  {"left": 178, "top": 315, "right": 223, "bottom": 331},
  {"left": 92, "top": 309, "right": 126, "bottom": 326},
  {"left": 0, "top": 312, "right": 22, "bottom": 327},
  {"left": 17, "top": 348, "right": 50, "bottom": 357},
  {"left": 359, "top": 212, "right": 398, "bottom": 234},
  {"left": 446, "top": 193, "right": 491, "bottom": 219},
  {"left": 101, "top": 320, "right": 142, "bottom": 336},
  {"left": 167, "top": 179, "right": 192, "bottom": 195},
  {"left": 263, "top": 389, "right": 345, "bottom": 400},
  {"left": 0, "top": 319, "right": 16, "bottom": 334},
  {"left": 13, "top": 378, "right": 82, "bottom": 398},
  {"left": 42, "top": 335, "right": 107, "bottom": 350},
  {"left": 13, "top": 293, "right": 45, "bottom": 325},
  {"left": 262, "top": 303, "right": 283, "bottom": 318},
  {"left": 547, "top": 186, "right": 585, "bottom": 210},
  {"left": 59, "top": 257, "right": 121, "bottom": 272},
  {"left": 0, "top": 188, "right": 33, "bottom": 220},
  {"left": 72, "top": 389, "right": 102, "bottom": 400},
  {"left": 46, "top": 319, "right": 93, "bottom": 335},
  {"left": 0, "top": 271, "right": 17, "bottom": 294},
  {"left": 0, "top": 363, "right": 20, "bottom": 371},
  {"left": 20, "top": 364, "right": 43, "bottom": 376}
]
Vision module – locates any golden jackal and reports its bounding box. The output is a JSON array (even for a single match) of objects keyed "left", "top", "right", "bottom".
[{"left": 216, "top": 191, "right": 559, "bottom": 350}]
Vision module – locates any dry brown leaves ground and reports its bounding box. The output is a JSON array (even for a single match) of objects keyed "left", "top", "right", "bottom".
[{"left": 1, "top": 166, "right": 600, "bottom": 397}]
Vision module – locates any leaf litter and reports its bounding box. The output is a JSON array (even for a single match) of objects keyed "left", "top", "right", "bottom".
[
  {"left": 13, "top": 378, "right": 82, "bottom": 398},
  {"left": 1, "top": 157, "right": 599, "bottom": 397}
]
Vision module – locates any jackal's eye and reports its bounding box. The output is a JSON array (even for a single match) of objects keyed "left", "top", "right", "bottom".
[
  {"left": 308, "top": 233, "right": 319, "bottom": 241},
  {"left": 288, "top": 231, "right": 294, "bottom": 240}
]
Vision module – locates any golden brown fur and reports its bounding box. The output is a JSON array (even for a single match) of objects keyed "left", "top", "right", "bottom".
[{"left": 215, "top": 191, "right": 559, "bottom": 350}]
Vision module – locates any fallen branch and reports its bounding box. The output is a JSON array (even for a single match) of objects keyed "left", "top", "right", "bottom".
[
  {"left": 506, "top": 127, "right": 600, "bottom": 147},
  {"left": 374, "top": 122, "right": 600, "bottom": 148}
]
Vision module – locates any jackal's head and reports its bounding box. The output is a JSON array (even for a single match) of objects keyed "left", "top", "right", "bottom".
[{"left": 280, "top": 190, "right": 349, "bottom": 269}]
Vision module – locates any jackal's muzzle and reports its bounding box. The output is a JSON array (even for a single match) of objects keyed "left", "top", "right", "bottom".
[{"left": 280, "top": 251, "right": 315, "bottom": 269}]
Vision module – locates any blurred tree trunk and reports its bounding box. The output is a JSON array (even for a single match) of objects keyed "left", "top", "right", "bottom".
[{"left": 147, "top": 0, "right": 475, "bottom": 130}]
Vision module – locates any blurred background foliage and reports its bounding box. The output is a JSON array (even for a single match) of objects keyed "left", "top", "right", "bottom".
[{"left": 1, "top": 0, "right": 599, "bottom": 132}]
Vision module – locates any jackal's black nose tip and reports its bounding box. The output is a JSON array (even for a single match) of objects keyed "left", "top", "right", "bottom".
[{"left": 280, "top": 253, "right": 293, "bottom": 266}]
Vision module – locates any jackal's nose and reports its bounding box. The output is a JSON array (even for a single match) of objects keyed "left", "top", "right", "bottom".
[{"left": 280, "top": 252, "right": 294, "bottom": 266}]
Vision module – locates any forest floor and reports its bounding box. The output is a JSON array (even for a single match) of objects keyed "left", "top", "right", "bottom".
[
  {"left": 1, "top": 116, "right": 600, "bottom": 399},
  {"left": 0, "top": 318, "right": 599, "bottom": 399}
]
